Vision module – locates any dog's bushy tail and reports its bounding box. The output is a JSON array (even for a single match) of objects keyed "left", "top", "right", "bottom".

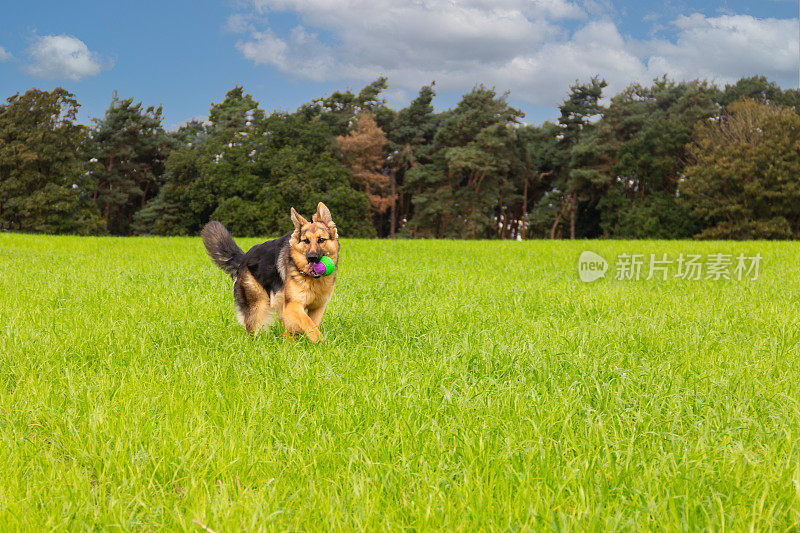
[{"left": 201, "top": 221, "right": 244, "bottom": 277}]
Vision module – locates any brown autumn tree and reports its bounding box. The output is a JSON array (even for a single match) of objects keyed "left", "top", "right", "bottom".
[
  {"left": 683, "top": 99, "right": 800, "bottom": 239},
  {"left": 337, "top": 112, "right": 394, "bottom": 217}
]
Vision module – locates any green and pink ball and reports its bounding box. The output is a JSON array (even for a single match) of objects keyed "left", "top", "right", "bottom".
[{"left": 311, "top": 256, "right": 335, "bottom": 277}]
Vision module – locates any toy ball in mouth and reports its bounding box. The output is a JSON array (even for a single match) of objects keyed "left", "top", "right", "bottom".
[{"left": 310, "top": 256, "right": 335, "bottom": 277}]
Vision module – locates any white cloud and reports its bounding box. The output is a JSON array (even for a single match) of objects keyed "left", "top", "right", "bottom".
[
  {"left": 643, "top": 14, "right": 798, "bottom": 87},
  {"left": 477, "top": 21, "right": 645, "bottom": 105},
  {"left": 237, "top": 26, "right": 334, "bottom": 81},
  {"left": 233, "top": 1, "right": 799, "bottom": 107},
  {"left": 0, "top": 46, "right": 11, "bottom": 62},
  {"left": 225, "top": 13, "right": 256, "bottom": 34},
  {"left": 25, "top": 35, "right": 108, "bottom": 81}
]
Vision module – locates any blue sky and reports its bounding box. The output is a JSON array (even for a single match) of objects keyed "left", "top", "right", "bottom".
[{"left": 1, "top": 1, "right": 797, "bottom": 128}]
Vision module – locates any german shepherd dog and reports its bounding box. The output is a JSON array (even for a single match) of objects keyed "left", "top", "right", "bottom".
[{"left": 201, "top": 203, "right": 339, "bottom": 343}]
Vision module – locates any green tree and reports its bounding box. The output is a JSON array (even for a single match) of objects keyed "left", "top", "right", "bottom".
[
  {"left": 373, "top": 84, "right": 439, "bottom": 237},
  {"left": 719, "top": 76, "right": 800, "bottom": 109},
  {"left": 535, "top": 77, "right": 607, "bottom": 239},
  {"left": 514, "top": 122, "right": 560, "bottom": 238},
  {"left": 597, "top": 78, "right": 719, "bottom": 238},
  {"left": 90, "top": 94, "right": 171, "bottom": 234},
  {"left": 134, "top": 87, "right": 263, "bottom": 235},
  {"left": 298, "top": 78, "right": 389, "bottom": 137},
  {"left": 404, "top": 87, "right": 523, "bottom": 238},
  {"left": 135, "top": 87, "right": 374, "bottom": 237},
  {"left": 0, "top": 88, "right": 104, "bottom": 234},
  {"left": 254, "top": 110, "right": 375, "bottom": 237}
]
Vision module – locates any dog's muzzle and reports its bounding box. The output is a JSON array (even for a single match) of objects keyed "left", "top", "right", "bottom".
[{"left": 306, "top": 259, "right": 322, "bottom": 278}]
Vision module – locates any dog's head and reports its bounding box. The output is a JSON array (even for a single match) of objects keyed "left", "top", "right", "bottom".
[{"left": 289, "top": 203, "right": 339, "bottom": 277}]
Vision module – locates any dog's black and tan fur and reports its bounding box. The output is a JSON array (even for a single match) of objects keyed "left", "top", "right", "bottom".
[{"left": 201, "top": 203, "right": 339, "bottom": 343}]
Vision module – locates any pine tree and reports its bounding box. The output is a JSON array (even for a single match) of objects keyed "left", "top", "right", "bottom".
[
  {"left": 551, "top": 76, "right": 607, "bottom": 239},
  {"left": 90, "top": 94, "right": 171, "bottom": 234},
  {"left": 384, "top": 84, "right": 438, "bottom": 237},
  {"left": 298, "top": 78, "right": 389, "bottom": 137},
  {"left": 597, "top": 78, "right": 719, "bottom": 238},
  {"left": 404, "top": 87, "right": 523, "bottom": 238}
]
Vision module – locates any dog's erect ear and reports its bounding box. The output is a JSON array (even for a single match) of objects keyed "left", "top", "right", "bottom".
[
  {"left": 312, "top": 202, "right": 333, "bottom": 224},
  {"left": 290, "top": 207, "right": 308, "bottom": 229},
  {"left": 313, "top": 202, "right": 338, "bottom": 238}
]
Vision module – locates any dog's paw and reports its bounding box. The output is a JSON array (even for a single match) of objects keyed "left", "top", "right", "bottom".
[{"left": 306, "top": 328, "right": 324, "bottom": 343}]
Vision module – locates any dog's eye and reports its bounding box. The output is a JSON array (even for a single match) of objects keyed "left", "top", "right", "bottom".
[
  {"left": 302, "top": 238, "right": 310, "bottom": 244},
  {"left": 318, "top": 238, "right": 326, "bottom": 243}
]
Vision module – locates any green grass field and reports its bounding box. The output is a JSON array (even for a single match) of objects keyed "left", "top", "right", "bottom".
[{"left": 1, "top": 233, "right": 800, "bottom": 531}]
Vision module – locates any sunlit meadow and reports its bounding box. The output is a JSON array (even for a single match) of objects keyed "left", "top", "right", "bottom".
[{"left": 1, "top": 233, "right": 799, "bottom": 530}]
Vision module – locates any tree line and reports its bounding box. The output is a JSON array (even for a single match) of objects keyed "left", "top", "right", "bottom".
[{"left": 1, "top": 75, "right": 799, "bottom": 239}]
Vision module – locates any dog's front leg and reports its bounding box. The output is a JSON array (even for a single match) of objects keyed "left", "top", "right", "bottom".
[
  {"left": 283, "top": 301, "right": 323, "bottom": 343},
  {"left": 307, "top": 301, "right": 328, "bottom": 326}
]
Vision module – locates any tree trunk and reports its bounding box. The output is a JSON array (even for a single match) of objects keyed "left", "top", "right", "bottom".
[
  {"left": 498, "top": 190, "right": 504, "bottom": 239},
  {"left": 550, "top": 212, "right": 561, "bottom": 240},
  {"left": 550, "top": 192, "right": 572, "bottom": 240},
  {"left": 104, "top": 157, "right": 115, "bottom": 225},
  {"left": 389, "top": 170, "right": 397, "bottom": 238},
  {"left": 141, "top": 181, "right": 150, "bottom": 208},
  {"left": 521, "top": 174, "right": 529, "bottom": 240},
  {"left": 104, "top": 182, "right": 112, "bottom": 225},
  {"left": 569, "top": 193, "right": 577, "bottom": 240}
]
